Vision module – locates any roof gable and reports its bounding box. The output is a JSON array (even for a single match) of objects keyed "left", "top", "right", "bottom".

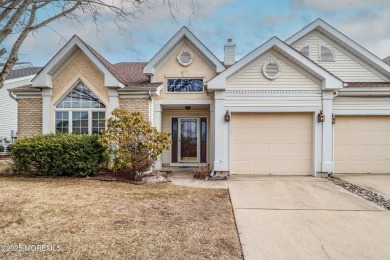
[
  {"left": 32, "top": 35, "right": 125, "bottom": 88},
  {"left": 286, "top": 19, "right": 390, "bottom": 80},
  {"left": 143, "top": 26, "right": 225, "bottom": 76},
  {"left": 208, "top": 37, "right": 343, "bottom": 90}
]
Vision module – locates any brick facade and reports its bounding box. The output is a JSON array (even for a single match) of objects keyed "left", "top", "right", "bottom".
[
  {"left": 119, "top": 98, "right": 150, "bottom": 121},
  {"left": 18, "top": 98, "right": 42, "bottom": 138}
]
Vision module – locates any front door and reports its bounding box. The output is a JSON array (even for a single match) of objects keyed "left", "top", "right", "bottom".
[{"left": 179, "top": 118, "right": 199, "bottom": 162}]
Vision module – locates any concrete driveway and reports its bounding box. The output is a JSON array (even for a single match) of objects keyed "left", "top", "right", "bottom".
[
  {"left": 228, "top": 176, "right": 390, "bottom": 260},
  {"left": 336, "top": 174, "right": 390, "bottom": 199}
]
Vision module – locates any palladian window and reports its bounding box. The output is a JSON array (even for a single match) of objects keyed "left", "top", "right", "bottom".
[{"left": 55, "top": 81, "right": 105, "bottom": 134}]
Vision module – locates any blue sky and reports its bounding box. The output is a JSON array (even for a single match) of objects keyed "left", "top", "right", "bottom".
[{"left": 10, "top": 0, "right": 390, "bottom": 67}]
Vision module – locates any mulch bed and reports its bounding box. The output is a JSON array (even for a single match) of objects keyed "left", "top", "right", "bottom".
[
  {"left": 88, "top": 169, "right": 172, "bottom": 184},
  {"left": 327, "top": 176, "right": 390, "bottom": 210}
]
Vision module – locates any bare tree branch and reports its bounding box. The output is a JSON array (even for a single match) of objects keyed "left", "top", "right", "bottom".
[{"left": 0, "top": 0, "right": 194, "bottom": 88}]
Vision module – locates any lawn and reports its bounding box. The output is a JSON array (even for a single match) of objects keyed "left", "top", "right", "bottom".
[{"left": 0, "top": 177, "right": 242, "bottom": 260}]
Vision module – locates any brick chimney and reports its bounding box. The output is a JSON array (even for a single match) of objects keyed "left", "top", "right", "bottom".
[{"left": 224, "top": 38, "right": 236, "bottom": 66}]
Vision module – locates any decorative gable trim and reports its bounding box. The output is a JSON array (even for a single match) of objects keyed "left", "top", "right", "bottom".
[
  {"left": 143, "top": 26, "right": 225, "bottom": 76},
  {"left": 207, "top": 37, "right": 343, "bottom": 90},
  {"left": 32, "top": 35, "right": 124, "bottom": 88},
  {"left": 286, "top": 19, "right": 390, "bottom": 80}
]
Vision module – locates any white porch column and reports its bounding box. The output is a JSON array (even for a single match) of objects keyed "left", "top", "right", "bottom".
[
  {"left": 154, "top": 103, "right": 162, "bottom": 170},
  {"left": 213, "top": 91, "right": 229, "bottom": 173},
  {"left": 321, "top": 91, "right": 334, "bottom": 173},
  {"left": 42, "top": 88, "right": 52, "bottom": 134},
  {"left": 108, "top": 89, "right": 119, "bottom": 115}
]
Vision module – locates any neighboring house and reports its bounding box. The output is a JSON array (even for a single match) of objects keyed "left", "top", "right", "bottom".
[
  {"left": 0, "top": 63, "right": 41, "bottom": 149},
  {"left": 10, "top": 19, "right": 390, "bottom": 176}
]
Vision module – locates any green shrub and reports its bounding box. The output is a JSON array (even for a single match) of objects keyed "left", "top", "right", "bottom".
[
  {"left": 6, "top": 144, "right": 13, "bottom": 152},
  {"left": 0, "top": 145, "right": 4, "bottom": 152},
  {"left": 12, "top": 134, "right": 105, "bottom": 177}
]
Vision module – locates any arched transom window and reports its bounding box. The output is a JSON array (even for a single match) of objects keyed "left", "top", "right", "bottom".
[{"left": 55, "top": 81, "right": 105, "bottom": 134}]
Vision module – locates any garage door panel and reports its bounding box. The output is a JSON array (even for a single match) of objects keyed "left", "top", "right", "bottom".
[
  {"left": 291, "top": 161, "right": 312, "bottom": 174},
  {"left": 250, "top": 145, "right": 270, "bottom": 158},
  {"left": 270, "top": 161, "right": 290, "bottom": 174},
  {"left": 369, "top": 117, "right": 390, "bottom": 129},
  {"left": 231, "top": 113, "right": 312, "bottom": 175},
  {"left": 270, "top": 129, "right": 291, "bottom": 143},
  {"left": 292, "top": 129, "right": 312, "bottom": 144},
  {"left": 335, "top": 116, "right": 390, "bottom": 174},
  {"left": 251, "top": 161, "right": 269, "bottom": 174},
  {"left": 349, "top": 131, "right": 369, "bottom": 143},
  {"left": 293, "top": 113, "right": 313, "bottom": 126},
  {"left": 232, "top": 114, "right": 251, "bottom": 127},
  {"left": 250, "top": 129, "right": 270, "bottom": 142},
  {"left": 291, "top": 145, "right": 311, "bottom": 160},
  {"left": 369, "top": 132, "right": 390, "bottom": 144},
  {"left": 369, "top": 146, "right": 390, "bottom": 158},
  {"left": 350, "top": 117, "right": 369, "bottom": 128},
  {"left": 231, "top": 145, "right": 250, "bottom": 159},
  {"left": 270, "top": 114, "right": 290, "bottom": 127},
  {"left": 368, "top": 161, "right": 390, "bottom": 173},
  {"left": 232, "top": 129, "right": 250, "bottom": 142},
  {"left": 350, "top": 145, "right": 369, "bottom": 158},
  {"left": 231, "top": 160, "right": 250, "bottom": 173},
  {"left": 270, "top": 145, "right": 290, "bottom": 158},
  {"left": 252, "top": 114, "right": 270, "bottom": 127},
  {"left": 335, "top": 131, "right": 350, "bottom": 144}
]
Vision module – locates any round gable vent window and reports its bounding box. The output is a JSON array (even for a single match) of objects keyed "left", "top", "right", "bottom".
[
  {"left": 177, "top": 49, "right": 193, "bottom": 66},
  {"left": 262, "top": 60, "right": 282, "bottom": 80}
]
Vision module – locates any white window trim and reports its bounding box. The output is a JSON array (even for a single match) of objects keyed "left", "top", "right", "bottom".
[
  {"left": 319, "top": 45, "right": 336, "bottom": 62},
  {"left": 166, "top": 78, "right": 205, "bottom": 94},
  {"left": 55, "top": 109, "right": 106, "bottom": 134}
]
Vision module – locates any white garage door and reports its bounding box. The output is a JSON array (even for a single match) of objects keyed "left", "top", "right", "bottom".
[
  {"left": 231, "top": 113, "right": 313, "bottom": 175},
  {"left": 335, "top": 116, "right": 390, "bottom": 174}
]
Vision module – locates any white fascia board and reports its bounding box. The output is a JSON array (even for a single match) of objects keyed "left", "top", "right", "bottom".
[
  {"left": 4, "top": 74, "right": 35, "bottom": 85},
  {"left": 286, "top": 19, "right": 390, "bottom": 78},
  {"left": 208, "top": 37, "right": 343, "bottom": 90},
  {"left": 143, "top": 26, "right": 225, "bottom": 75},
  {"left": 32, "top": 35, "right": 122, "bottom": 88}
]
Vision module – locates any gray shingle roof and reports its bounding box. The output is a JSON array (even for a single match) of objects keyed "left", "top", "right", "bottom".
[
  {"left": 384, "top": 56, "right": 390, "bottom": 65},
  {"left": 6, "top": 67, "right": 41, "bottom": 80}
]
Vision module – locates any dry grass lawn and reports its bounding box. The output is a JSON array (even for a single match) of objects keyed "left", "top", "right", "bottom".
[{"left": 0, "top": 177, "right": 242, "bottom": 260}]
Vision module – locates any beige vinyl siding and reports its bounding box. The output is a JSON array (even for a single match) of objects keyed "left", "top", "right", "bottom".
[
  {"left": 154, "top": 41, "right": 216, "bottom": 101},
  {"left": 226, "top": 51, "right": 321, "bottom": 90},
  {"left": 231, "top": 113, "right": 312, "bottom": 175},
  {"left": 161, "top": 110, "right": 211, "bottom": 165},
  {"left": 335, "top": 116, "right": 390, "bottom": 174},
  {"left": 292, "top": 31, "right": 385, "bottom": 82}
]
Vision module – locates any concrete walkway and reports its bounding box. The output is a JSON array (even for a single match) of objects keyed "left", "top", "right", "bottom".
[
  {"left": 337, "top": 174, "right": 390, "bottom": 199},
  {"left": 228, "top": 175, "right": 390, "bottom": 260},
  {"left": 167, "top": 168, "right": 228, "bottom": 189}
]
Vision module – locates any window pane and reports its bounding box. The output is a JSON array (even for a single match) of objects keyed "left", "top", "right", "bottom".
[
  {"left": 56, "top": 81, "right": 105, "bottom": 108},
  {"left": 167, "top": 79, "right": 203, "bottom": 93},
  {"left": 55, "top": 112, "right": 69, "bottom": 133},
  {"left": 320, "top": 46, "right": 335, "bottom": 61},
  {"left": 92, "top": 112, "right": 105, "bottom": 135}
]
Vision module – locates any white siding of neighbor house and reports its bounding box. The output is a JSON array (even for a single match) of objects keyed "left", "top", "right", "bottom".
[
  {"left": 291, "top": 31, "right": 385, "bottom": 82},
  {"left": 0, "top": 76, "right": 35, "bottom": 142},
  {"left": 226, "top": 50, "right": 321, "bottom": 90}
]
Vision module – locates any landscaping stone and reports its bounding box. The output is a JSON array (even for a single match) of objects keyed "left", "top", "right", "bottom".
[{"left": 326, "top": 176, "right": 390, "bottom": 210}]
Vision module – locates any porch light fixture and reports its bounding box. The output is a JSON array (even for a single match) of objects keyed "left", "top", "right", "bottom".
[
  {"left": 332, "top": 113, "right": 336, "bottom": 124},
  {"left": 224, "top": 110, "right": 231, "bottom": 122},
  {"left": 318, "top": 110, "right": 325, "bottom": 123},
  {"left": 185, "top": 106, "right": 191, "bottom": 110}
]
